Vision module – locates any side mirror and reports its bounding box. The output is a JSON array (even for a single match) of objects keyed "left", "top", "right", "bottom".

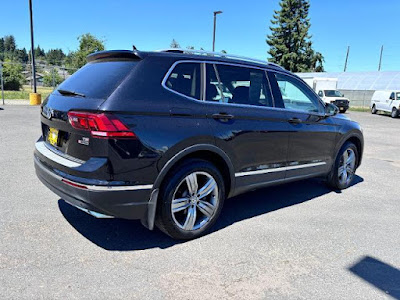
[
  {"left": 390, "top": 96, "right": 395, "bottom": 100},
  {"left": 325, "top": 103, "right": 339, "bottom": 117}
]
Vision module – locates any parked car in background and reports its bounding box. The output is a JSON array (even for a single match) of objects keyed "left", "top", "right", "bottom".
[
  {"left": 34, "top": 49, "right": 364, "bottom": 240},
  {"left": 371, "top": 90, "right": 400, "bottom": 118},
  {"left": 301, "top": 77, "right": 350, "bottom": 113}
]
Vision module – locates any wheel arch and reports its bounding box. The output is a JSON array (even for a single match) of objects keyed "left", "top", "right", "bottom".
[
  {"left": 153, "top": 144, "right": 235, "bottom": 198},
  {"left": 336, "top": 133, "right": 364, "bottom": 169}
]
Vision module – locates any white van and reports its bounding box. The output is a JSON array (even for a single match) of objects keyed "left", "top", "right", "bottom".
[
  {"left": 371, "top": 90, "right": 400, "bottom": 118},
  {"left": 301, "top": 77, "right": 350, "bottom": 112}
]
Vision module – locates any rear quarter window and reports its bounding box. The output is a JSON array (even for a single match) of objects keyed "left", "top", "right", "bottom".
[
  {"left": 165, "top": 63, "right": 201, "bottom": 100},
  {"left": 56, "top": 61, "right": 137, "bottom": 99}
]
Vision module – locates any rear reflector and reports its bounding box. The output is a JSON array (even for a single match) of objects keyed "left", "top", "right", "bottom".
[
  {"left": 67, "top": 111, "right": 136, "bottom": 139},
  {"left": 62, "top": 179, "right": 88, "bottom": 189}
]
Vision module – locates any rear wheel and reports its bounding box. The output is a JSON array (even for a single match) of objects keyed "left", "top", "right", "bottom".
[
  {"left": 156, "top": 159, "right": 225, "bottom": 240},
  {"left": 391, "top": 107, "right": 399, "bottom": 118},
  {"left": 327, "top": 142, "right": 358, "bottom": 190},
  {"left": 371, "top": 105, "right": 377, "bottom": 114}
]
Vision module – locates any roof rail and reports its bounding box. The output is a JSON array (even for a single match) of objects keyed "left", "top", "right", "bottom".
[{"left": 156, "top": 49, "right": 283, "bottom": 69}]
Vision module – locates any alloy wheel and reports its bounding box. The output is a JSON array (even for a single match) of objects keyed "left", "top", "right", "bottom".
[
  {"left": 338, "top": 148, "right": 356, "bottom": 186},
  {"left": 171, "top": 171, "right": 219, "bottom": 231}
]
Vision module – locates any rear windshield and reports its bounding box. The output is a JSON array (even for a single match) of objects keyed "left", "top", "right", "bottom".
[{"left": 56, "top": 61, "right": 137, "bottom": 99}]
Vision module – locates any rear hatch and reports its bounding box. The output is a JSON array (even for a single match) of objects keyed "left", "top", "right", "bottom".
[{"left": 39, "top": 57, "right": 138, "bottom": 166}]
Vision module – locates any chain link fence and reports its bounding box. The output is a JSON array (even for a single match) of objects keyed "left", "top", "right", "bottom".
[{"left": 338, "top": 90, "right": 374, "bottom": 108}]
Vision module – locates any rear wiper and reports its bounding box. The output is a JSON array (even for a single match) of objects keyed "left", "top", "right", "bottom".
[{"left": 57, "top": 89, "right": 86, "bottom": 98}]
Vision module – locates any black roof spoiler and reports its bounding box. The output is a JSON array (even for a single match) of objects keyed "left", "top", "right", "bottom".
[{"left": 87, "top": 50, "right": 145, "bottom": 62}]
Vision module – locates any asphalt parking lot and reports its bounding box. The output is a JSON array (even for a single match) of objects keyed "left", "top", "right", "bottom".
[{"left": 0, "top": 106, "right": 399, "bottom": 299}]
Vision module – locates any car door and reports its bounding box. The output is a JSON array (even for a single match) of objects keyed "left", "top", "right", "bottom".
[
  {"left": 396, "top": 92, "right": 400, "bottom": 109},
  {"left": 204, "top": 63, "right": 290, "bottom": 195},
  {"left": 385, "top": 92, "right": 396, "bottom": 112},
  {"left": 268, "top": 71, "right": 339, "bottom": 179}
]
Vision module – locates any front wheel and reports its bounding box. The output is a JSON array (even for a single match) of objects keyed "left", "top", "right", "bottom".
[
  {"left": 156, "top": 159, "right": 225, "bottom": 240},
  {"left": 327, "top": 142, "right": 358, "bottom": 190},
  {"left": 371, "top": 105, "right": 377, "bottom": 114},
  {"left": 391, "top": 107, "right": 399, "bottom": 118}
]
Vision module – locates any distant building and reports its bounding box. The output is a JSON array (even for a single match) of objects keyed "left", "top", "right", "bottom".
[
  {"left": 298, "top": 71, "right": 400, "bottom": 107},
  {"left": 23, "top": 71, "right": 44, "bottom": 87}
]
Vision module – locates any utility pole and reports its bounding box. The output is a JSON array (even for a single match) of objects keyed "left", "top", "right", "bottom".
[
  {"left": 344, "top": 46, "right": 350, "bottom": 72},
  {"left": 378, "top": 45, "right": 384, "bottom": 71},
  {"left": 212, "top": 11, "right": 223, "bottom": 52},
  {"left": 29, "top": 0, "right": 37, "bottom": 93}
]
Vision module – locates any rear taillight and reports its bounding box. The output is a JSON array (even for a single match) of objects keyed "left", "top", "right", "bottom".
[{"left": 67, "top": 111, "right": 136, "bottom": 139}]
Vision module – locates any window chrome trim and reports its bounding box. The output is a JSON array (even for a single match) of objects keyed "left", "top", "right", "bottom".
[
  {"left": 161, "top": 60, "right": 204, "bottom": 102},
  {"left": 235, "top": 161, "right": 326, "bottom": 177},
  {"left": 161, "top": 60, "right": 327, "bottom": 117}
]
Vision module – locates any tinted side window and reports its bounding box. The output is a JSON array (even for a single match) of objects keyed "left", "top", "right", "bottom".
[
  {"left": 206, "top": 64, "right": 273, "bottom": 107},
  {"left": 166, "top": 63, "right": 201, "bottom": 100},
  {"left": 273, "top": 73, "right": 322, "bottom": 113}
]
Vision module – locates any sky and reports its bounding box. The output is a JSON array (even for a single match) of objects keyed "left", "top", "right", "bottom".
[{"left": 1, "top": 0, "right": 399, "bottom": 72}]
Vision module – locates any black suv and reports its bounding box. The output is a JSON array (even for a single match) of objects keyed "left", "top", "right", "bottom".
[{"left": 34, "top": 49, "right": 364, "bottom": 239}]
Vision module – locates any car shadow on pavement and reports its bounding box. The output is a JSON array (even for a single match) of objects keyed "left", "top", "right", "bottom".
[
  {"left": 348, "top": 256, "right": 400, "bottom": 299},
  {"left": 59, "top": 175, "right": 363, "bottom": 251}
]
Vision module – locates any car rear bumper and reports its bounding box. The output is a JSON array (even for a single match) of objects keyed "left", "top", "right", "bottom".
[{"left": 34, "top": 154, "right": 153, "bottom": 221}]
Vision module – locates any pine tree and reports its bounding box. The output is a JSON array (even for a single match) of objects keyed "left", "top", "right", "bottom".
[
  {"left": 170, "top": 39, "right": 180, "bottom": 49},
  {"left": 267, "top": 0, "right": 324, "bottom": 72}
]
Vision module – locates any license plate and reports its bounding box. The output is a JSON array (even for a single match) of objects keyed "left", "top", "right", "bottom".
[{"left": 48, "top": 127, "right": 59, "bottom": 147}]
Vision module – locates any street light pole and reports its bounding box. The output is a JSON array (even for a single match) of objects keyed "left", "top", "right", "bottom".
[
  {"left": 212, "top": 11, "right": 223, "bottom": 52},
  {"left": 29, "top": 0, "right": 37, "bottom": 93}
]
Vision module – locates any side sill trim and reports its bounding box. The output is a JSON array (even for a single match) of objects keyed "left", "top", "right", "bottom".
[
  {"left": 35, "top": 141, "right": 82, "bottom": 168},
  {"left": 235, "top": 162, "right": 326, "bottom": 177}
]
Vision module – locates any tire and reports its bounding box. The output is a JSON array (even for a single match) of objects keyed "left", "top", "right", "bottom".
[
  {"left": 341, "top": 109, "right": 347, "bottom": 113},
  {"left": 327, "top": 142, "right": 358, "bottom": 190},
  {"left": 155, "top": 159, "right": 225, "bottom": 240},
  {"left": 391, "top": 107, "right": 399, "bottom": 118},
  {"left": 371, "top": 105, "right": 377, "bottom": 114}
]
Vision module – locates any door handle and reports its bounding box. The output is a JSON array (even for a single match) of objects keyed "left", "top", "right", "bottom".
[
  {"left": 212, "top": 113, "right": 234, "bottom": 120},
  {"left": 288, "top": 117, "right": 302, "bottom": 124}
]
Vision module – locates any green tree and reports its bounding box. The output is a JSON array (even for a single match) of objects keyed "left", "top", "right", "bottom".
[
  {"left": 43, "top": 68, "right": 63, "bottom": 87},
  {"left": 311, "top": 51, "right": 324, "bottom": 72},
  {"left": 15, "top": 48, "right": 28, "bottom": 63},
  {"left": 46, "top": 48, "right": 65, "bottom": 65},
  {"left": 170, "top": 39, "right": 180, "bottom": 48},
  {"left": 2, "top": 60, "right": 24, "bottom": 90},
  {"left": 266, "top": 0, "right": 324, "bottom": 72},
  {"left": 34, "top": 45, "right": 46, "bottom": 59},
  {"left": 4, "top": 35, "right": 16, "bottom": 52},
  {"left": 67, "top": 33, "right": 105, "bottom": 72}
]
